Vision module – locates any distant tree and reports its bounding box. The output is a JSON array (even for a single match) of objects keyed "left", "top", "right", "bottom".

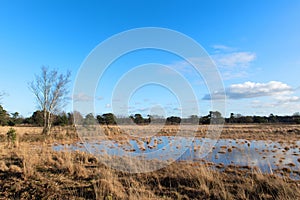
[
  {"left": 276, "top": 115, "right": 293, "bottom": 124},
  {"left": 294, "top": 117, "right": 300, "bottom": 124},
  {"left": 96, "top": 114, "right": 105, "bottom": 124},
  {"left": 147, "top": 115, "right": 165, "bottom": 124},
  {"left": 53, "top": 112, "right": 69, "bottom": 126},
  {"left": 0, "top": 105, "right": 9, "bottom": 126},
  {"left": 29, "top": 66, "right": 70, "bottom": 134},
  {"left": 253, "top": 116, "right": 268, "bottom": 123},
  {"left": 187, "top": 115, "right": 199, "bottom": 124},
  {"left": 13, "top": 112, "right": 23, "bottom": 124},
  {"left": 268, "top": 113, "right": 278, "bottom": 123},
  {"left": 113, "top": 115, "right": 133, "bottom": 125},
  {"left": 209, "top": 111, "right": 224, "bottom": 124},
  {"left": 229, "top": 113, "right": 234, "bottom": 122},
  {"left": 7, "top": 112, "right": 22, "bottom": 126},
  {"left": 209, "top": 111, "right": 222, "bottom": 118},
  {"left": 199, "top": 114, "right": 210, "bottom": 124},
  {"left": 133, "top": 113, "right": 144, "bottom": 124},
  {"left": 292, "top": 112, "right": 300, "bottom": 124},
  {"left": 83, "top": 113, "right": 96, "bottom": 126},
  {"left": 30, "top": 110, "right": 44, "bottom": 126},
  {"left": 11, "top": 112, "right": 19, "bottom": 119},
  {"left": 166, "top": 116, "right": 181, "bottom": 125},
  {"left": 198, "top": 111, "right": 224, "bottom": 124},
  {"left": 102, "top": 113, "right": 116, "bottom": 125},
  {"left": 73, "top": 111, "right": 84, "bottom": 125},
  {"left": 146, "top": 115, "right": 152, "bottom": 124},
  {"left": 239, "top": 116, "right": 254, "bottom": 123},
  {"left": 293, "top": 112, "right": 300, "bottom": 117},
  {"left": 67, "top": 112, "right": 74, "bottom": 125}
]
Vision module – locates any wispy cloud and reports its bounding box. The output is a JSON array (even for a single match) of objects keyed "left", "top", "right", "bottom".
[
  {"left": 97, "top": 96, "right": 104, "bottom": 101},
  {"left": 212, "top": 52, "right": 256, "bottom": 68},
  {"left": 73, "top": 93, "right": 93, "bottom": 102},
  {"left": 210, "top": 44, "right": 256, "bottom": 80},
  {"left": 251, "top": 100, "right": 277, "bottom": 109},
  {"left": 136, "top": 107, "right": 149, "bottom": 112},
  {"left": 163, "top": 45, "right": 256, "bottom": 80},
  {"left": 275, "top": 96, "right": 300, "bottom": 104},
  {"left": 162, "top": 60, "right": 197, "bottom": 75},
  {"left": 73, "top": 93, "right": 103, "bottom": 102},
  {"left": 127, "top": 106, "right": 150, "bottom": 114},
  {"left": 221, "top": 71, "right": 248, "bottom": 80},
  {"left": 211, "top": 44, "right": 236, "bottom": 52},
  {"left": 203, "top": 81, "right": 295, "bottom": 100},
  {"left": 250, "top": 98, "right": 300, "bottom": 115},
  {"left": 173, "top": 107, "right": 182, "bottom": 111}
]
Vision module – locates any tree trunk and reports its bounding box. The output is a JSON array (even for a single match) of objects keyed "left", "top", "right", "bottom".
[
  {"left": 42, "top": 108, "right": 48, "bottom": 134},
  {"left": 42, "top": 111, "right": 52, "bottom": 135}
]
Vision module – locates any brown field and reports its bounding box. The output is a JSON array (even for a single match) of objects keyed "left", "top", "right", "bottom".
[
  {"left": 75, "top": 124, "right": 300, "bottom": 143},
  {"left": 0, "top": 124, "right": 300, "bottom": 199}
]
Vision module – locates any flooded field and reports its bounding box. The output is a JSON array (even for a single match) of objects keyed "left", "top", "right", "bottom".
[{"left": 53, "top": 136, "right": 300, "bottom": 179}]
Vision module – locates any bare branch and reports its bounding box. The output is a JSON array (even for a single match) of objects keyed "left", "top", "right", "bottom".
[{"left": 0, "top": 91, "right": 7, "bottom": 104}]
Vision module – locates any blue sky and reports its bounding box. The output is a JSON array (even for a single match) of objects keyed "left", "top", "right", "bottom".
[{"left": 0, "top": 0, "right": 300, "bottom": 118}]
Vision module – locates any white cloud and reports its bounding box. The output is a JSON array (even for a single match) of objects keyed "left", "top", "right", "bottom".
[
  {"left": 212, "top": 52, "right": 256, "bottom": 68},
  {"left": 105, "top": 104, "right": 111, "bottom": 108},
  {"left": 203, "top": 81, "right": 294, "bottom": 100}
]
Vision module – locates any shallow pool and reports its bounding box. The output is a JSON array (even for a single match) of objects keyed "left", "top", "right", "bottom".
[{"left": 53, "top": 136, "right": 300, "bottom": 177}]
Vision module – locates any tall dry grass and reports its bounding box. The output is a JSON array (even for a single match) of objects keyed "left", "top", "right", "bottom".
[
  {"left": 0, "top": 140, "right": 299, "bottom": 199},
  {"left": 0, "top": 125, "right": 300, "bottom": 199}
]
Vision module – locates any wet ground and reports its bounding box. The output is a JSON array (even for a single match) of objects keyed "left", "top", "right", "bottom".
[{"left": 53, "top": 136, "right": 300, "bottom": 179}]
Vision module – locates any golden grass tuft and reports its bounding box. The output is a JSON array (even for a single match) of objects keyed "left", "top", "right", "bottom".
[{"left": 0, "top": 160, "right": 8, "bottom": 172}]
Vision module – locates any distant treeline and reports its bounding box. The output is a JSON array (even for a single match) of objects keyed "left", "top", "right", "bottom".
[{"left": 1, "top": 105, "right": 300, "bottom": 126}]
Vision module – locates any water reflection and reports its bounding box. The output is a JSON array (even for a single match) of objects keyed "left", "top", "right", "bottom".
[{"left": 53, "top": 136, "right": 300, "bottom": 177}]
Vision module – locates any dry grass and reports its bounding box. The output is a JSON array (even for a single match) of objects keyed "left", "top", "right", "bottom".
[
  {"left": 0, "top": 126, "right": 43, "bottom": 136},
  {"left": 1, "top": 124, "right": 300, "bottom": 142},
  {"left": 0, "top": 125, "right": 300, "bottom": 199},
  {"left": 0, "top": 145, "right": 299, "bottom": 199}
]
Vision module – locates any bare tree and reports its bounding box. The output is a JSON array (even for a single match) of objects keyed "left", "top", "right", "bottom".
[{"left": 30, "top": 66, "right": 71, "bottom": 134}]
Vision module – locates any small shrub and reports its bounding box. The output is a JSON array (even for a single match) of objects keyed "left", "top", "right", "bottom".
[{"left": 7, "top": 128, "right": 17, "bottom": 147}]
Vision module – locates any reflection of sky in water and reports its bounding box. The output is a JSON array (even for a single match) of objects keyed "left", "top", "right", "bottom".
[{"left": 53, "top": 137, "right": 300, "bottom": 176}]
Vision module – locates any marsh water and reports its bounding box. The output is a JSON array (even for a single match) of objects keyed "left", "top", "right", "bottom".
[{"left": 53, "top": 136, "right": 300, "bottom": 178}]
